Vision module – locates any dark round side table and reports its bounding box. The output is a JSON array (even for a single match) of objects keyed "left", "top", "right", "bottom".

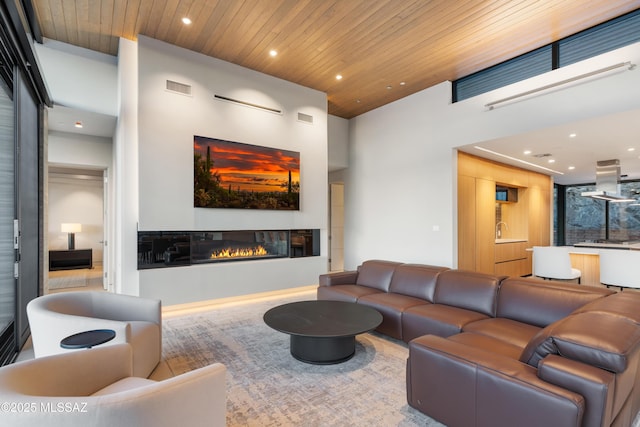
[{"left": 60, "top": 329, "right": 116, "bottom": 349}]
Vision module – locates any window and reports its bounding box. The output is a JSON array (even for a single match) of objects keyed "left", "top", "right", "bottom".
[
  {"left": 562, "top": 181, "right": 640, "bottom": 245},
  {"left": 453, "top": 9, "right": 640, "bottom": 102}
]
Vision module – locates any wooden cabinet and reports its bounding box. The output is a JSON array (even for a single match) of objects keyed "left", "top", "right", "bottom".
[
  {"left": 495, "top": 241, "right": 528, "bottom": 262},
  {"left": 495, "top": 241, "right": 529, "bottom": 276},
  {"left": 457, "top": 175, "right": 476, "bottom": 271},
  {"left": 457, "top": 152, "right": 551, "bottom": 276},
  {"left": 457, "top": 174, "right": 495, "bottom": 273},
  {"left": 495, "top": 258, "right": 530, "bottom": 276},
  {"left": 475, "top": 178, "right": 496, "bottom": 274}
]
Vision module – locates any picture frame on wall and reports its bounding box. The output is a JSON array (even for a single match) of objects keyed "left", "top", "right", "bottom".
[{"left": 194, "top": 135, "right": 300, "bottom": 210}]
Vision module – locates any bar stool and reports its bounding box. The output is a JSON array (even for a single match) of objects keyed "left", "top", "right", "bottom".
[
  {"left": 599, "top": 249, "right": 640, "bottom": 290},
  {"left": 532, "top": 246, "right": 581, "bottom": 283}
]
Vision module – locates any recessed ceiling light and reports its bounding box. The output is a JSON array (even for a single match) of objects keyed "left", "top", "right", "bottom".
[
  {"left": 628, "top": 147, "right": 636, "bottom": 152},
  {"left": 386, "top": 85, "right": 392, "bottom": 90},
  {"left": 568, "top": 166, "right": 575, "bottom": 170},
  {"left": 569, "top": 133, "right": 577, "bottom": 138},
  {"left": 74, "top": 121, "right": 83, "bottom": 128},
  {"left": 523, "top": 150, "right": 532, "bottom": 155},
  {"left": 336, "top": 74, "right": 343, "bottom": 80},
  {"left": 356, "top": 99, "right": 361, "bottom": 103},
  {"left": 182, "top": 17, "right": 192, "bottom": 25},
  {"left": 269, "top": 49, "right": 278, "bottom": 57},
  {"left": 548, "top": 159, "right": 556, "bottom": 163},
  {"left": 400, "top": 82, "right": 406, "bottom": 86}
]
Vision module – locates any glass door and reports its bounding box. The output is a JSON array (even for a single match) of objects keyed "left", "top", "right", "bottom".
[{"left": 0, "top": 72, "right": 15, "bottom": 365}]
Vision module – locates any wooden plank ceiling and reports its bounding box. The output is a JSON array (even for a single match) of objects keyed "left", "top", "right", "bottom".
[{"left": 33, "top": 0, "right": 640, "bottom": 118}]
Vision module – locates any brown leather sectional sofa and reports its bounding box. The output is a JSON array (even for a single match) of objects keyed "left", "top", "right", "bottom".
[{"left": 317, "top": 260, "right": 640, "bottom": 427}]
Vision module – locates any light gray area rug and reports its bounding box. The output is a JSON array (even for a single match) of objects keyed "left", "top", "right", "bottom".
[
  {"left": 162, "top": 293, "right": 444, "bottom": 426},
  {"left": 47, "top": 268, "right": 102, "bottom": 289}
]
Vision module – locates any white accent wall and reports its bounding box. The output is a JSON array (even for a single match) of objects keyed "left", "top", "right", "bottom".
[
  {"left": 344, "top": 42, "right": 640, "bottom": 270},
  {"left": 127, "top": 36, "right": 328, "bottom": 304}
]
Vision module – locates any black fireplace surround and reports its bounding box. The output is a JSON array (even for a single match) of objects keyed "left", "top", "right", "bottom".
[{"left": 138, "top": 229, "right": 320, "bottom": 269}]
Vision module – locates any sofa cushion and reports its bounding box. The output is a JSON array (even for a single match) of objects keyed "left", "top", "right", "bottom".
[
  {"left": 388, "top": 264, "right": 448, "bottom": 302},
  {"left": 551, "top": 312, "right": 640, "bottom": 373},
  {"left": 497, "top": 278, "right": 612, "bottom": 328},
  {"left": 462, "top": 318, "right": 541, "bottom": 349},
  {"left": 433, "top": 270, "right": 503, "bottom": 317},
  {"left": 317, "top": 284, "right": 382, "bottom": 303},
  {"left": 448, "top": 332, "right": 523, "bottom": 359},
  {"left": 358, "top": 293, "right": 427, "bottom": 340},
  {"left": 402, "top": 303, "right": 490, "bottom": 343},
  {"left": 355, "top": 260, "right": 402, "bottom": 292}
]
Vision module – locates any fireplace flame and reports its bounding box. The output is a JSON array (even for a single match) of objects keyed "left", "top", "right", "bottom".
[{"left": 210, "top": 245, "right": 268, "bottom": 260}]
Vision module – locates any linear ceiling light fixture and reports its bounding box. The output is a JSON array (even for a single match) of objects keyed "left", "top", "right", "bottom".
[
  {"left": 473, "top": 146, "right": 564, "bottom": 175},
  {"left": 213, "top": 94, "right": 283, "bottom": 115},
  {"left": 485, "top": 61, "right": 636, "bottom": 110}
]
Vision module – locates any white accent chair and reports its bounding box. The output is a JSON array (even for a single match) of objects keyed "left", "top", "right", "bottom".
[
  {"left": 0, "top": 344, "right": 226, "bottom": 427},
  {"left": 27, "top": 291, "right": 161, "bottom": 377},
  {"left": 599, "top": 249, "right": 640, "bottom": 289},
  {"left": 532, "top": 246, "right": 581, "bottom": 283}
]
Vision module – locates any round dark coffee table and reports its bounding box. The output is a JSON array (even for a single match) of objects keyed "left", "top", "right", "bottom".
[{"left": 263, "top": 300, "right": 382, "bottom": 364}]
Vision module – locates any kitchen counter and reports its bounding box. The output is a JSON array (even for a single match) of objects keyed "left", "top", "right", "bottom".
[
  {"left": 495, "top": 238, "right": 527, "bottom": 244},
  {"left": 574, "top": 242, "right": 640, "bottom": 250}
]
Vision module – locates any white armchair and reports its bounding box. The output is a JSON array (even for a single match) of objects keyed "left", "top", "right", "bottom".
[
  {"left": 0, "top": 344, "right": 226, "bottom": 427},
  {"left": 27, "top": 291, "right": 161, "bottom": 377}
]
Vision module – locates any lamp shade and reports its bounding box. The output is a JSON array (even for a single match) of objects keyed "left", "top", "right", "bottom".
[{"left": 61, "top": 223, "right": 82, "bottom": 233}]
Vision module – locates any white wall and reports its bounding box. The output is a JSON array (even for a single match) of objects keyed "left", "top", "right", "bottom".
[
  {"left": 115, "top": 38, "right": 140, "bottom": 296},
  {"left": 328, "top": 114, "right": 349, "bottom": 171},
  {"left": 345, "top": 42, "right": 640, "bottom": 270},
  {"left": 48, "top": 131, "right": 112, "bottom": 168},
  {"left": 131, "top": 36, "right": 328, "bottom": 304},
  {"left": 34, "top": 39, "right": 117, "bottom": 116}
]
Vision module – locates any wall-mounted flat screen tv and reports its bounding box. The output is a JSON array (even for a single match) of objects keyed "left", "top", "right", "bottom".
[{"left": 194, "top": 135, "right": 300, "bottom": 210}]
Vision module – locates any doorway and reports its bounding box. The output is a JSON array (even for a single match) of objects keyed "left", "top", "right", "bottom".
[
  {"left": 46, "top": 166, "right": 106, "bottom": 293},
  {"left": 329, "top": 183, "right": 345, "bottom": 271}
]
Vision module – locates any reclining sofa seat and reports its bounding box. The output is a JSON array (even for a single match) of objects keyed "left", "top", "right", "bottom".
[
  {"left": 318, "top": 260, "right": 450, "bottom": 340},
  {"left": 407, "top": 278, "right": 640, "bottom": 427},
  {"left": 319, "top": 260, "right": 640, "bottom": 427}
]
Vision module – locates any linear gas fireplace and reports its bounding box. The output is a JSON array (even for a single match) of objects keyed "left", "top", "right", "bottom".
[{"left": 138, "top": 229, "right": 319, "bottom": 269}]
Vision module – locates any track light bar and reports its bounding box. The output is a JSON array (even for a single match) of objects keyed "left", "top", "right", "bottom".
[{"left": 485, "top": 61, "right": 636, "bottom": 110}]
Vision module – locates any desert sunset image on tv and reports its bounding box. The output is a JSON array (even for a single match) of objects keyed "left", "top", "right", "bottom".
[{"left": 194, "top": 135, "right": 300, "bottom": 210}]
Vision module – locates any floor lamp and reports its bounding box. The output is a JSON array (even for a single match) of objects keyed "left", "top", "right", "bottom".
[{"left": 61, "top": 223, "right": 82, "bottom": 250}]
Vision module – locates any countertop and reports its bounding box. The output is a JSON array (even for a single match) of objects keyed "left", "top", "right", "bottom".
[
  {"left": 495, "top": 238, "right": 527, "bottom": 244},
  {"left": 573, "top": 242, "right": 640, "bottom": 250}
]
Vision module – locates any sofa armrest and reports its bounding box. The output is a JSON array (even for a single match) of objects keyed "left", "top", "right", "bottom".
[
  {"left": 538, "top": 354, "right": 615, "bottom": 427},
  {"left": 93, "top": 293, "right": 161, "bottom": 325},
  {"left": 0, "top": 343, "right": 133, "bottom": 397},
  {"left": 318, "top": 270, "right": 358, "bottom": 286},
  {"left": 111, "top": 362, "right": 226, "bottom": 427},
  {"left": 27, "top": 308, "right": 131, "bottom": 359},
  {"left": 407, "top": 335, "right": 584, "bottom": 427}
]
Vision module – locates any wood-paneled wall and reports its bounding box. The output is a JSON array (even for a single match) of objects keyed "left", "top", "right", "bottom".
[{"left": 458, "top": 152, "right": 551, "bottom": 275}]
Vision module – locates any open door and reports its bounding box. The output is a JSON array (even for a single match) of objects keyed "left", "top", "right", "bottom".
[
  {"left": 102, "top": 170, "right": 109, "bottom": 290},
  {"left": 329, "top": 183, "right": 345, "bottom": 271}
]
